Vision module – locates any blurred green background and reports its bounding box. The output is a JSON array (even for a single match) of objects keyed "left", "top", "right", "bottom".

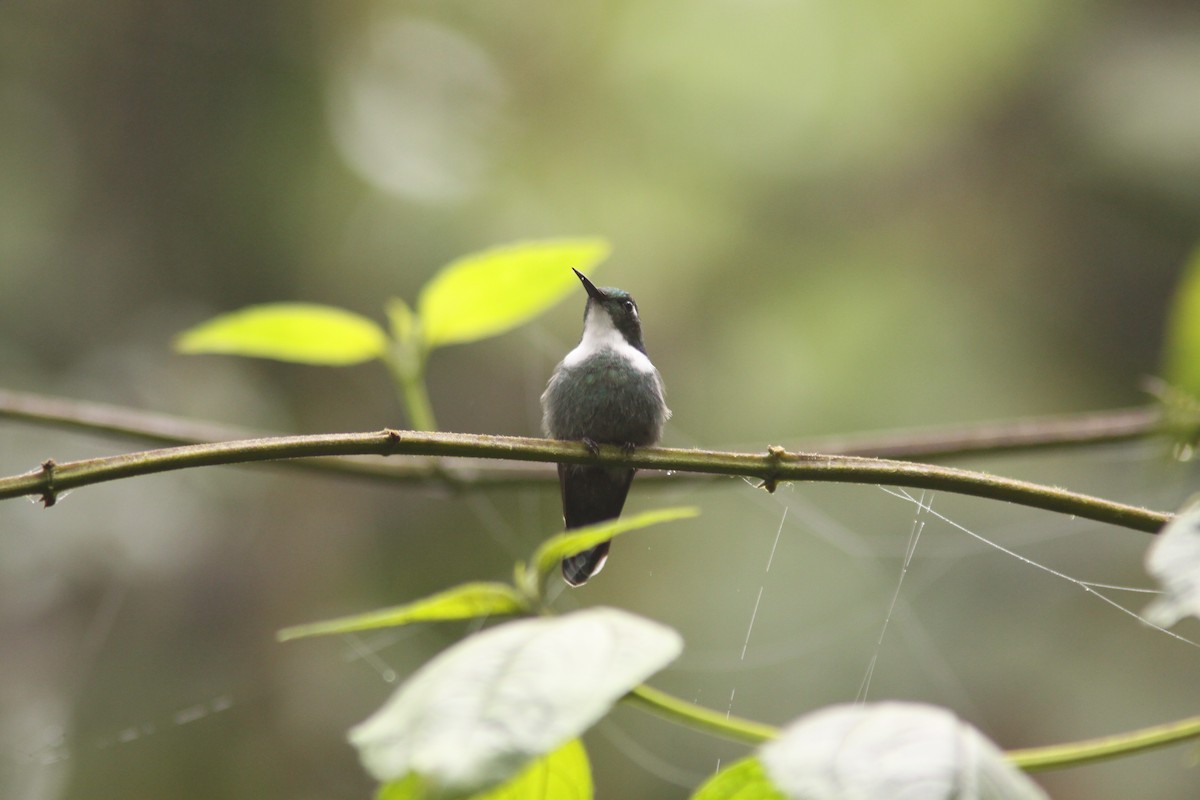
[{"left": 3, "top": 1, "right": 1200, "bottom": 798}]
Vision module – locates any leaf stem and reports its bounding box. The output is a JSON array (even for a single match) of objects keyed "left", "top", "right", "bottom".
[
  {"left": 383, "top": 350, "right": 438, "bottom": 432},
  {"left": 1007, "top": 713, "right": 1200, "bottom": 772},
  {"left": 398, "top": 371, "right": 438, "bottom": 433},
  {"left": 626, "top": 685, "right": 1200, "bottom": 774},
  {"left": 624, "top": 684, "right": 778, "bottom": 745}
]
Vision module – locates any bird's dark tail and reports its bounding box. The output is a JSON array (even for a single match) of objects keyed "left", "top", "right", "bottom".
[
  {"left": 558, "top": 463, "right": 635, "bottom": 586},
  {"left": 562, "top": 540, "right": 611, "bottom": 587}
]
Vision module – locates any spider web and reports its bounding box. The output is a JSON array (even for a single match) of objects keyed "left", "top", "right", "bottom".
[{"left": 9, "top": 433, "right": 1197, "bottom": 799}]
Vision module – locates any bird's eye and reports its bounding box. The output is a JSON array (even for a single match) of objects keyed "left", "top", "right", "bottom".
[{"left": 624, "top": 300, "right": 635, "bottom": 313}]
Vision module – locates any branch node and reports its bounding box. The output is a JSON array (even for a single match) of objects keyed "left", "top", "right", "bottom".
[
  {"left": 39, "top": 458, "right": 59, "bottom": 507},
  {"left": 760, "top": 444, "right": 789, "bottom": 493},
  {"left": 382, "top": 428, "right": 403, "bottom": 453}
]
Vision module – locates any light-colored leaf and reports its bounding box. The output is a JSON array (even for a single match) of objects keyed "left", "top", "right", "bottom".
[
  {"left": 691, "top": 757, "right": 785, "bottom": 800},
  {"left": 476, "top": 739, "right": 592, "bottom": 800},
  {"left": 349, "top": 607, "right": 682, "bottom": 796},
  {"left": 531, "top": 507, "right": 699, "bottom": 582},
  {"left": 1163, "top": 244, "right": 1200, "bottom": 398},
  {"left": 175, "top": 303, "right": 388, "bottom": 365},
  {"left": 759, "top": 702, "right": 1047, "bottom": 800},
  {"left": 1144, "top": 497, "right": 1200, "bottom": 627},
  {"left": 277, "top": 582, "right": 525, "bottom": 642},
  {"left": 417, "top": 239, "right": 610, "bottom": 348}
]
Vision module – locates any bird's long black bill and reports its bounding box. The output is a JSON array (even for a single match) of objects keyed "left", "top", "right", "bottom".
[{"left": 572, "top": 268, "right": 606, "bottom": 300}]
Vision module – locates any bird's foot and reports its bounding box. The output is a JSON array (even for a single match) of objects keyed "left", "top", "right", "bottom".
[{"left": 582, "top": 437, "right": 601, "bottom": 456}]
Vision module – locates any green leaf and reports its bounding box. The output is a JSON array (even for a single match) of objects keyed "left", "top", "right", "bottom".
[
  {"left": 531, "top": 507, "right": 699, "bottom": 583},
  {"left": 376, "top": 774, "right": 427, "bottom": 800},
  {"left": 349, "top": 607, "right": 682, "bottom": 795},
  {"left": 1162, "top": 244, "right": 1200, "bottom": 398},
  {"left": 176, "top": 303, "right": 388, "bottom": 365},
  {"left": 277, "top": 583, "right": 525, "bottom": 642},
  {"left": 691, "top": 757, "right": 784, "bottom": 800},
  {"left": 375, "top": 741, "right": 592, "bottom": 800},
  {"left": 417, "top": 238, "right": 611, "bottom": 348},
  {"left": 475, "top": 739, "right": 592, "bottom": 800}
]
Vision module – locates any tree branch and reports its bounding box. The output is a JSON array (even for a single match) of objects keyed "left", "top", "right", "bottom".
[
  {"left": 808, "top": 405, "right": 1163, "bottom": 459},
  {"left": 0, "top": 428, "right": 1171, "bottom": 532},
  {"left": 0, "top": 389, "right": 1171, "bottom": 486},
  {"left": 0, "top": 388, "right": 494, "bottom": 485}
]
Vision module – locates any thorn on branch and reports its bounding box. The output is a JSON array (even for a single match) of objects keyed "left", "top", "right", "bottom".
[
  {"left": 760, "top": 444, "right": 788, "bottom": 493},
  {"left": 40, "top": 458, "right": 58, "bottom": 507}
]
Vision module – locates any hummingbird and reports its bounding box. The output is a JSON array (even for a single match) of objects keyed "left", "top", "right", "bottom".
[{"left": 542, "top": 269, "right": 670, "bottom": 586}]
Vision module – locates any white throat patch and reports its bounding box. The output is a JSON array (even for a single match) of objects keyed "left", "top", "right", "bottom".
[{"left": 561, "top": 308, "right": 656, "bottom": 374}]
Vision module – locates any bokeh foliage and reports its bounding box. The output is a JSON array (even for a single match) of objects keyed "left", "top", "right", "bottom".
[{"left": 2, "top": 1, "right": 1200, "bottom": 799}]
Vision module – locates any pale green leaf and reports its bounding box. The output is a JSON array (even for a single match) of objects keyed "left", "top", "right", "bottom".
[
  {"left": 417, "top": 238, "right": 610, "bottom": 348},
  {"left": 1162, "top": 244, "right": 1200, "bottom": 398},
  {"left": 475, "top": 739, "right": 592, "bottom": 800},
  {"left": 349, "top": 608, "right": 682, "bottom": 795},
  {"left": 759, "top": 703, "right": 1047, "bottom": 800},
  {"left": 532, "top": 507, "right": 698, "bottom": 582},
  {"left": 374, "top": 741, "right": 592, "bottom": 800},
  {"left": 277, "top": 582, "right": 525, "bottom": 642},
  {"left": 1144, "top": 496, "right": 1200, "bottom": 627},
  {"left": 691, "top": 757, "right": 784, "bottom": 800},
  {"left": 176, "top": 303, "right": 388, "bottom": 365},
  {"left": 376, "top": 774, "right": 426, "bottom": 800}
]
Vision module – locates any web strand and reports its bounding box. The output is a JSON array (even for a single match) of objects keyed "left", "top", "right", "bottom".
[
  {"left": 856, "top": 492, "right": 927, "bottom": 703},
  {"left": 878, "top": 486, "right": 1198, "bottom": 649}
]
